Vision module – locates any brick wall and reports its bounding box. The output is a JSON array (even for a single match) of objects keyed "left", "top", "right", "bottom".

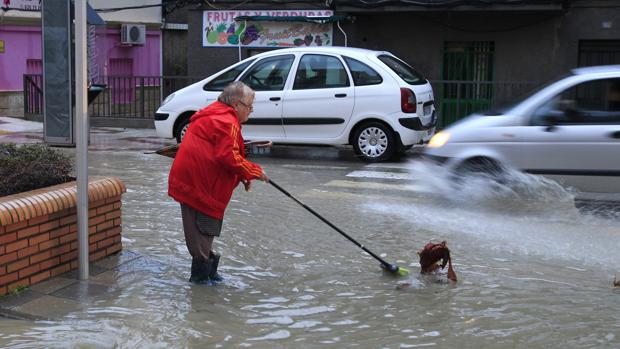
[{"left": 0, "top": 177, "right": 126, "bottom": 295}]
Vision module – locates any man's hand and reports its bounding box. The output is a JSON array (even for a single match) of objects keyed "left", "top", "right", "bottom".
[
  {"left": 241, "top": 172, "right": 268, "bottom": 192},
  {"left": 241, "top": 179, "right": 252, "bottom": 192}
]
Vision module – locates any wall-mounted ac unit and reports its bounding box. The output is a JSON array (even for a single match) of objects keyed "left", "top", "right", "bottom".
[{"left": 121, "top": 24, "right": 146, "bottom": 45}]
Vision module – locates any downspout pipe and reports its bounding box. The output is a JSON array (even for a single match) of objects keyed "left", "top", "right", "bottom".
[
  {"left": 238, "top": 20, "right": 247, "bottom": 61},
  {"left": 337, "top": 20, "right": 347, "bottom": 47}
]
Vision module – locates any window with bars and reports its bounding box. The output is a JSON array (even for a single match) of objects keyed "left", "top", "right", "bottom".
[
  {"left": 440, "top": 41, "right": 495, "bottom": 126},
  {"left": 26, "top": 59, "right": 43, "bottom": 75},
  {"left": 578, "top": 40, "right": 620, "bottom": 67}
]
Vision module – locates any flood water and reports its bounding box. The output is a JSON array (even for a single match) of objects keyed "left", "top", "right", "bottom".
[{"left": 1, "top": 150, "right": 620, "bottom": 348}]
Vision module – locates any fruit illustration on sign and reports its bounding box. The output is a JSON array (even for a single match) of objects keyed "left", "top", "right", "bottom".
[
  {"left": 206, "top": 25, "right": 218, "bottom": 44},
  {"left": 314, "top": 35, "right": 323, "bottom": 46},
  {"left": 293, "top": 38, "right": 304, "bottom": 46},
  {"left": 234, "top": 22, "right": 246, "bottom": 36},
  {"left": 216, "top": 23, "right": 228, "bottom": 45},
  {"left": 218, "top": 32, "right": 228, "bottom": 44},
  {"left": 304, "top": 34, "right": 314, "bottom": 46},
  {"left": 241, "top": 24, "right": 261, "bottom": 45},
  {"left": 228, "top": 35, "right": 239, "bottom": 45},
  {"left": 227, "top": 23, "right": 235, "bottom": 34}
]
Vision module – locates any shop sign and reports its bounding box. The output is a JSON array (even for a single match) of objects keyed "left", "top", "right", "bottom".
[
  {"left": 1, "top": 0, "right": 41, "bottom": 11},
  {"left": 202, "top": 10, "right": 333, "bottom": 48}
]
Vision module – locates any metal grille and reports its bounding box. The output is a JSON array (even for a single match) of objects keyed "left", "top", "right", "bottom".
[
  {"left": 23, "top": 75, "right": 202, "bottom": 121},
  {"left": 23, "top": 74, "right": 43, "bottom": 116},
  {"left": 578, "top": 40, "right": 620, "bottom": 67},
  {"left": 431, "top": 79, "right": 539, "bottom": 128},
  {"left": 440, "top": 41, "right": 495, "bottom": 127}
]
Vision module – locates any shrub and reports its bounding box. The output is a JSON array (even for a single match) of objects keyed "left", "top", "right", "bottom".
[{"left": 0, "top": 143, "right": 74, "bottom": 197}]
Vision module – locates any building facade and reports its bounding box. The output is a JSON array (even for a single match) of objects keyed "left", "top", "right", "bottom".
[
  {"left": 0, "top": 0, "right": 162, "bottom": 117},
  {"left": 170, "top": 0, "right": 620, "bottom": 126}
]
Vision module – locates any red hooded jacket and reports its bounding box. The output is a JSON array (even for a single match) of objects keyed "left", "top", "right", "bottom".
[{"left": 168, "top": 101, "right": 263, "bottom": 219}]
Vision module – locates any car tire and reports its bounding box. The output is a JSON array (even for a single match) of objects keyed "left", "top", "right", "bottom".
[
  {"left": 175, "top": 117, "right": 191, "bottom": 144},
  {"left": 353, "top": 121, "right": 396, "bottom": 162},
  {"left": 454, "top": 157, "right": 505, "bottom": 180}
]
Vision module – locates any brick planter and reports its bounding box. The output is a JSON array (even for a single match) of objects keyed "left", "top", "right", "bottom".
[{"left": 0, "top": 177, "right": 126, "bottom": 295}]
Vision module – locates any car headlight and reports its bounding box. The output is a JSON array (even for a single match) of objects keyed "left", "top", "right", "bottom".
[
  {"left": 427, "top": 131, "right": 450, "bottom": 148},
  {"left": 161, "top": 93, "right": 175, "bottom": 107}
]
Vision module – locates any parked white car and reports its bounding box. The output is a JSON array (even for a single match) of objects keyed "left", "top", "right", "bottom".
[
  {"left": 155, "top": 47, "right": 436, "bottom": 161},
  {"left": 424, "top": 65, "right": 620, "bottom": 192}
]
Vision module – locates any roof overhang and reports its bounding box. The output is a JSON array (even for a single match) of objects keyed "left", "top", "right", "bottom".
[{"left": 234, "top": 15, "right": 349, "bottom": 23}]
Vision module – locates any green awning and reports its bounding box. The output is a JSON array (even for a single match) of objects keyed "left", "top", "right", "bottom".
[{"left": 234, "top": 15, "right": 347, "bottom": 24}]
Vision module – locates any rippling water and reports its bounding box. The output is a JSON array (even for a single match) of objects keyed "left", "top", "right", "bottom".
[{"left": 1, "top": 152, "right": 619, "bottom": 348}]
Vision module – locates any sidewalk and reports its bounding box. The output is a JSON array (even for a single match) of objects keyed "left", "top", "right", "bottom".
[
  {"left": 0, "top": 116, "right": 174, "bottom": 151},
  {"left": 0, "top": 116, "right": 173, "bottom": 320},
  {"left": 0, "top": 250, "right": 145, "bottom": 320}
]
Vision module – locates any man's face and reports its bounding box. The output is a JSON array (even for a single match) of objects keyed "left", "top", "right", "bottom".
[{"left": 235, "top": 96, "right": 254, "bottom": 124}]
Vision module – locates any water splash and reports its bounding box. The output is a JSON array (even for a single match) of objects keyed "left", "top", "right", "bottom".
[
  {"left": 364, "top": 159, "right": 620, "bottom": 268},
  {"left": 407, "top": 160, "right": 579, "bottom": 219}
]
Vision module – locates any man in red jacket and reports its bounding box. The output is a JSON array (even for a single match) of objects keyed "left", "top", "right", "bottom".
[{"left": 168, "top": 81, "right": 268, "bottom": 284}]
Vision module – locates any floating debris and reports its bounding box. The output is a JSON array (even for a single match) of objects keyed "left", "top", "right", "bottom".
[{"left": 418, "top": 241, "right": 457, "bottom": 283}]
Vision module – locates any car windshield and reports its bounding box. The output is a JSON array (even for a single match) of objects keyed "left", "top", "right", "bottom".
[
  {"left": 482, "top": 74, "right": 572, "bottom": 116},
  {"left": 377, "top": 54, "right": 426, "bottom": 85},
  {"left": 203, "top": 59, "right": 255, "bottom": 91}
]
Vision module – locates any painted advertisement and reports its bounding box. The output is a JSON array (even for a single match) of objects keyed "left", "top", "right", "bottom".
[
  {"left": 202, "top": 10, "right": 333, "bottom": 48},
  {"left": 1, "top": 0, "right": 41, "bottom": 11}
]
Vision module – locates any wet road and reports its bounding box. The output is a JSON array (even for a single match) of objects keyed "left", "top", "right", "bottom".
[{"left": 1, "top": 144, "right": 620, "bottom": 348}]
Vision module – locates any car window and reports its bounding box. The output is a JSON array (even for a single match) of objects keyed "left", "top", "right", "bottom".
[
  {"left": 293, "top": 54, "right": 350, "bottom": 90},
  {"left": 377, "top": 54, "right": 426, "bottom": 85},
  {"left": 531, "top": 78, "right": 620, "bottom": 125},
  {"left": 343, "top": 57, "right": 382, "bottom": 86},
  {"left": 203, "top": 59, "right": 255, "bottom": 91},
  {"left": 240, "top": 55, "right": 294, "bottom": 91}
]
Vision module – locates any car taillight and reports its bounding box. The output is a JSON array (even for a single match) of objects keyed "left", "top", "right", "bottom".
[{"left": 400, "top": 88, "right": 417, "bottom": 113}]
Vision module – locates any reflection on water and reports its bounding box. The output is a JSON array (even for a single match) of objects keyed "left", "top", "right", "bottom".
[{"left": 1, "top": 152, "right": 620, "bottom": 348}]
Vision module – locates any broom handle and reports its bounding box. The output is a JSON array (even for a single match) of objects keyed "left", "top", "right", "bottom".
[{"left": 269, "top": 180, "right": 392, "bottom": 269}]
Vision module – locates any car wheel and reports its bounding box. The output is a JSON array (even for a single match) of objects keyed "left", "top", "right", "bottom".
[
  {"left": 353, "top": 122, "right": 395, "bottom": 162},
  {"left": 455, "top": 157, "right": 505, "bottom": 179},
  {"left": 175, "top": 117, "right": 190, "bottom": 144}
]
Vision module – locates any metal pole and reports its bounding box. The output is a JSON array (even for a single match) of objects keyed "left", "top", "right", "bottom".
[
  {"left": 75, "top": 0, "right": 89, "bottom": 280},
  {"left": 337, "top": 21, "right": 347, "bottom": 47}
]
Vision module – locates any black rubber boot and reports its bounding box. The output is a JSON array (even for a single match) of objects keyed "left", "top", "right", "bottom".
[
  {"left": 189, "top": 257, "right": 210, "bottom": 284},
  {"left": 208, "top": 252, "right": 223, "bottom": 283}
]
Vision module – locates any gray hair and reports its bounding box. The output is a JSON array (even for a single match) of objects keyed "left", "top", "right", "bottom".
[{"left": 217, "top": 81, "right": 255, "bottom": 106}]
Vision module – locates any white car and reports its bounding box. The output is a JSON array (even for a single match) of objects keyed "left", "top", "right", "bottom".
[
  {"left": 154, "top": 47, "right": 436, "bottom": 161},
  {"left": 424, "top": 65, "right": 620, "bottom": 192}
]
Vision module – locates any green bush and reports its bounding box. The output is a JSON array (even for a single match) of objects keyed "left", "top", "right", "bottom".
[{"left": 0, "top": 143, "right": 74, "bottom": 197}]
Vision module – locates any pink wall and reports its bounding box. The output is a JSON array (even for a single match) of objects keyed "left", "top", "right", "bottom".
[
  {"left": 0, "top": 25, "right": 161, "bottom": 91},
  {"left": 0, "top": 26, "right": 42, "bottom": 91},
  {"left": 95, "top": 28, "right": 161, "bottom": 80}
]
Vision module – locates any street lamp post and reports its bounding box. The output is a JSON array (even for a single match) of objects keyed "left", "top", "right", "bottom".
[{"left": 75, "top": 0, "right": 89, "bottom": 281}]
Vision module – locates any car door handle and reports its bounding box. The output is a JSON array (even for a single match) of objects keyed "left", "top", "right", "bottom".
[
  {"left": 269, "top": 97, "right": 281, "bottom": 101},
  {"left": 335, "top": 93, "right": 347, "bottom": 98},
  {"left": 610, "top": 130, "right": 620, "bottom": 139}
]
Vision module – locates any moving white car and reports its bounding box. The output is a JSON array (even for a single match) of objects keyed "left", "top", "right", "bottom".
[
  {"left": 154, "top": 47, "right": 436, "bottom": 161},
  {"left": 424, "top": 65, "right": 620, "bottom": 193}
]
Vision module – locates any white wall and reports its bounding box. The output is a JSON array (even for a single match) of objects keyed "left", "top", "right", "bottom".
[
  {"left": 1, "top": 0, "right": 161, "bottom": 25},
  {"left": 89, "top": 0, "right": 161, "bottom": 25}
]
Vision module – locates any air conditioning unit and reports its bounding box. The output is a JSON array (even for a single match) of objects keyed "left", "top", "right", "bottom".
[{"left": 121, "top": 24, "right": 146, "bottom": 45}]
